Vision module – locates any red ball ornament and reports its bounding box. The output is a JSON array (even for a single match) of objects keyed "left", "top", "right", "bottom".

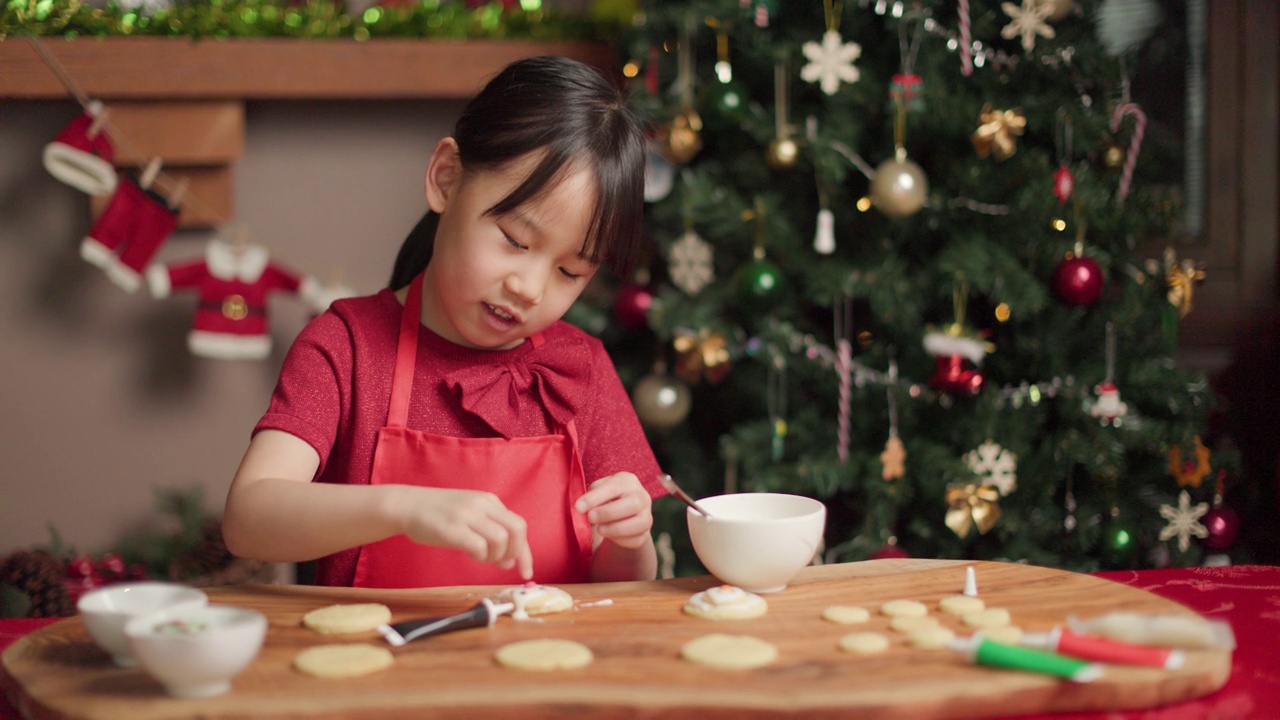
[
  {"left": 868, "top": 542, "right": 911, "bottom": 560},
  {"left": 612, "top": 284, "right": 654, "bottom": 330},
  {"left": 1202, "top": 505, "right": 1241, "bottom": 550},
  {"left": 1053, "top": 254, "right": 1104, "bottom": 306}
]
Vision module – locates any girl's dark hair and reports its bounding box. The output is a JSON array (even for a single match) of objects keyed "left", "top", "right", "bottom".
[{"left": 389, "top": 55, "right": 645, "bottom": 290}]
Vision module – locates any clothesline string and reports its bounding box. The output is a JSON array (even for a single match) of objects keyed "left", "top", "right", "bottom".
[{"left": 28, "top": 36, "right": 238, "bottom": 241}]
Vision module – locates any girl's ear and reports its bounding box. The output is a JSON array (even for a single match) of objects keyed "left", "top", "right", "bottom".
[{"left": 424, "top": 137, "right": 462, "bottom": 213}]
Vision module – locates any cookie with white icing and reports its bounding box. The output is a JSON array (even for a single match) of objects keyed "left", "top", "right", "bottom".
[
  {"left": 493, "top": 585, "right": 574, "bottom": 619},
  {"left": 682, "top": 585, "right": 768, "bottom": 620}
]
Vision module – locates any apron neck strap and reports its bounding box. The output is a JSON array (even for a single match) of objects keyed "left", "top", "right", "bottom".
[{"left": 386, "top": 272, "right": 424, "bottom": 428}]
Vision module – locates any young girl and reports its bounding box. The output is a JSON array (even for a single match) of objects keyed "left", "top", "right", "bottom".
[{"left": 222, "top": 56, "right": 666, "bottom": 589}]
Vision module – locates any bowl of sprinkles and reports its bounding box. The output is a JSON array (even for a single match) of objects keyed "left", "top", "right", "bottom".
[{"left": 125, "top": 605, "right": 267, "bottom": 697}]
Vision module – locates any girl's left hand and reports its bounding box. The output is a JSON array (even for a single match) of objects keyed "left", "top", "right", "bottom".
[{"left": 575, "top": 472, "right": 653, "bottom": 549}]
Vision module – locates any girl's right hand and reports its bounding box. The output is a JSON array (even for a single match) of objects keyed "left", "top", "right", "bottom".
[{"left": 395, "top": 487, "right": 534, "bottom": 580}]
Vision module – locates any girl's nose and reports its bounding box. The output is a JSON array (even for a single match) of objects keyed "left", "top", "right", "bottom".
[{"left": 505, "top": 265, "right": 546, "bottom": 306}]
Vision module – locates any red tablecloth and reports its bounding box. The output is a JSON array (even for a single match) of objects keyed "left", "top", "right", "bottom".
[{"left": 3, "top": 566, "right": 1278, "bottom": 719}]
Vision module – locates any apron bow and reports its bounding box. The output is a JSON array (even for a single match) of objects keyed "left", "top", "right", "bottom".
[{"left": 444, "top": 336, "right": 591, "bottom": 437}]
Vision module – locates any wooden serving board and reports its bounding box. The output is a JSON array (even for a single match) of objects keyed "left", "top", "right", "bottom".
[{"left": 1, "top": 559, "right": 1230, "bottom": 719}]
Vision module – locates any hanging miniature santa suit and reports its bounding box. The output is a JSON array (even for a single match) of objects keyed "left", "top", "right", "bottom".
[
  {"left": 351, "top": 271, "right": 594, "bottom": 589},
  {"left": 81, "top": 176, "right": 179, "bottom": 293},
  {"left": 43, "top": 102, "right": 118, "bottom": 196},
  {"left": 147, "top": 238, "right": 319, "bottom": 360}
]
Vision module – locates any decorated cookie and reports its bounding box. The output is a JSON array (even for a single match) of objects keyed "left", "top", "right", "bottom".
[
  {"left": 495, "top": 639, "right": 594, "bottom": 671},
  {"left": 301, "top": 603, "right": 392, "bottom": 634},
  {"left": 293, "top": 644, "right": 394, "bottom": 678},
  {"left": 493, "top": 585, "right": 574, "bottom": 619},
  {"left": 681, "top": 634, "right": 778, "bottom": 669},
  {"left": 683, "top": 585, "right": 768, "bottom": 620}
]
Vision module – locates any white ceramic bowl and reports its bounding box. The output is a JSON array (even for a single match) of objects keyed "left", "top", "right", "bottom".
[
  {"left": 687, "top": 492, "right": 826, "bottom": 593},
  {"left": 125, "top": 605, "right": 268, "bottom": 697},
  {"left": 77, "top": 582, "right": 208, "bottom": 666}
]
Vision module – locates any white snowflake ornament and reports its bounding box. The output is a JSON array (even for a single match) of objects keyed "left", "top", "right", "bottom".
[
  {"left": 964, "top": 440, "right": 1017, "bottom": 496},
  {"left": 801, "top": 30, "right": 862, "bottom": 96},
  {"left": 1159, "top": 490, "right": 1209, "bottom": 553},
  {"left": 668, "top": 229, "right": 714, "bottom": 295},
  {"left": 1001, "top": 0, "right": 1056, "bottom": 52}
]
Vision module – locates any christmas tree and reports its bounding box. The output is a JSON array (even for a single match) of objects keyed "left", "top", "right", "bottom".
[{"left": 568, "top": 0, "right": 1240, "bottom": 575}]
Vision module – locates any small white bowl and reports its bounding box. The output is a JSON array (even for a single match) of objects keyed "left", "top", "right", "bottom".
[
  {"left": 125, "top": 605, "right": 267, "bottom": 697},
  {"left": 77, "top": 582, "right": 208, "bottom": 667},
  {"left": 687, "top": 492, "right": 826, "bottom": 593}
]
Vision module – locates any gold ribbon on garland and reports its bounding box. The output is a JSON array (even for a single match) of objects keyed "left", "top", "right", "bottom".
[
  {"left": 972, "top": 104, "right": 1026, "bottom": 161},
  {"left": 945, "top": 483, "right": 1002, "bottom": 538},
  {"left": 673, "top": 328, "right": 732, "bottom": 385}
]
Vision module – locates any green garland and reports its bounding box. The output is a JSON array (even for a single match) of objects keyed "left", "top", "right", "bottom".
[{"left": 1, "top": 0, "right": 608, "bottom": 42}]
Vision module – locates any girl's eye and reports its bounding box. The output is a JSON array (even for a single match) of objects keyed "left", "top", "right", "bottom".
[
  {"left": 559, "top": 268, "right": 583, "bottom": 281},
  {"left": 503, "top": 233, "right": 526, "bottom": 250}
]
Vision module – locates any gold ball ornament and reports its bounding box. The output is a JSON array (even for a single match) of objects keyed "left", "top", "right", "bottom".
[
  {"left": 631, "top": 372, "right": 692, "bottom": 428},
  {"left": 870, "top": 155, "right": 928, "bottom": 218},
  {"left": 657, "top": 109, "right": 703, "bottom": 166},
  {"left": 766, "top": 137, "right": 800, "bottom": 169},
  {"left": 1101, "top": 141, "right": 1125, "bottom": 170}
]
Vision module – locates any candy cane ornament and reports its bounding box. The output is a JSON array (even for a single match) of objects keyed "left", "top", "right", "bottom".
[
  {"left": 836, "top": 338, "right": 852, "bottom": 463},
  {"left": 1110, "top": 102, "right": 1146, "bottom": 201},
  {"left": 958, "top": 0, "right": 973, "bottom": 77}
]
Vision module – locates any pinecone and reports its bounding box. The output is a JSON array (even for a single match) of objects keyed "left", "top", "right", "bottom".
[
  {"left": 168, "top": 518, "right": 235, "bottom": 581},
  {"left": 0, "top": 549, "right": 74, "bottom": 618}
]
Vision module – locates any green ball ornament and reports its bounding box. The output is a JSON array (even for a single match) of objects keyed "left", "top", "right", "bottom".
[
  {"left": 706, "top": 80, "right": 751, "bottom": 126},
  {"left": 734, "top": 258, "right": 786, "bottom": 311},
  {"left": 1099, "top": 516, "right": 1140, "bottom": 569}
]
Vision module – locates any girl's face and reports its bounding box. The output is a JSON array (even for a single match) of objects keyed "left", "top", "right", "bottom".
[{"left": 421, "top": 139, "right": 601, "bottom": 351}]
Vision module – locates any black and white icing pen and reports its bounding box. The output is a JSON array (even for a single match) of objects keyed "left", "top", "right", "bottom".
[{"left": 378, "top": 598, "right": 514, "bottom": 647}]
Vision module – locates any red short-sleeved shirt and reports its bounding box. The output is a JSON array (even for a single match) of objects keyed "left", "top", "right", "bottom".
[{"left": 254, "top": 288, "right": 665, "bottom": 586}]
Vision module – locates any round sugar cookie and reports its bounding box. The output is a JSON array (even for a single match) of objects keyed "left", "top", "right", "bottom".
[
  {"left": 301, "top": 603, "right": 392, "bottom": 634},
  {"left": 889, "top": 615, "right": 941, "bottom": 634},
  {"left": 822, "top": 605, "right": 871, "bottom": 625},
  {"left": 294, "top": 644, "right": 394, "bottom": 678},
  {"left": 681, "top": 634, "right": 778, "bottom": 669},
  {"left": 838, "top": 631, "right": 890, "bottom": 655},
  {"left": 683, "top": 585, "right": 768, "bottom": 620},
  {"left": 906, "top": 626, "right": 956, "bottom": 649},
  {"left": 962, "top": 607, "right": 1012, "bottom": 629},
  {"left": 977, "top": 625, "right": 1024, "bottom": 645},
  {"left": 493, "top": 585, "right": 574, "bottom": 617},
  {"left": 494, "top": 639, "right": 593, "bottom": 671},
  {"left": 879, "top": 599, "right": 928, "bottom": 618},
  {"left": 938, "top": 595, "right": 985, "bottom": 616}
]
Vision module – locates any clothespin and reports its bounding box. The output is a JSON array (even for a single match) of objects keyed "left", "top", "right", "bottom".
[
  {"left": 87, "top": 107, "right": 110, "bottom": 140},
  {"left": 166, "top": 176, "right": 189, "bottom": 210},
  {"left": 140, "top": 156, "right": 162, "bottom": 190}
]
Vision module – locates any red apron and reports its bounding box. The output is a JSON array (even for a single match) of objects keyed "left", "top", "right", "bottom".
[{"left": 352, "top": 273, "right": 593, "bottom": 588}]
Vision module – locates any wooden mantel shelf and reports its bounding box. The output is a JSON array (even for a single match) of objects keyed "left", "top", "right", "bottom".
[{"left": 0, "top": 37, "right": 614, "bottom": 100}]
